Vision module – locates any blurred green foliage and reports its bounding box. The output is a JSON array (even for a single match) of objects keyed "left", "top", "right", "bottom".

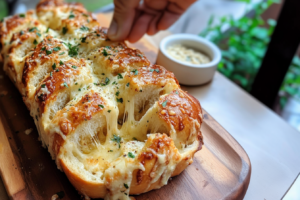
[
  {"left": 200, "top": 0, "right": 300, "bottom": 108},
  {"left": 0, "top": 0, "right": 8, "bottom": 20},
  {"left": 66, "top": 0, "right": 112, "bottom": 12}
]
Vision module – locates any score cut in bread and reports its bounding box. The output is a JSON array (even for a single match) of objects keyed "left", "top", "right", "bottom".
[{"left": 0, "top": 0, "right": 204, "bottom": 199}]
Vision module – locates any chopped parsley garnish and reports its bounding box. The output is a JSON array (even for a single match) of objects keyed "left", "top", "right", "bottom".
[
  {"left": 72, "top": 65, "right": 77, "bottom": 69},
  {"left": 20, "top": 30, "right": 24, "bottom": 35},
  {"left": 109, "top": 149, "right": 113, "bottom": 152},
  {"left": 111, "top": 134, "right": 121, "bottom": 148},
  {"left": 132, "top": 137, "right": 138, "bottom": 140},
  {"left": 154, "top": 69, "right": 160, "bottom": 73},
  {"left": 53, "top": 47, "right": 61, "bottom": 52},
  {"left": 19, "top": 13, "right": 25, "bottom": 18},
  {"left": 162, "top": 100, "right": 168, "bottom": 108},
  {"left": 115, "top": 91, "right": 120, "bottom": 96},
  {"left": 112, "top": 81, "right": 117, "bottom": 85},
  {"left": 132, "top": 69, "right": 138, "bottom": 75},
  {"left": 102, "top": 49, "right": 110, "bottom": 56},
  {"left": 52, "top": 63, "right": 56, "bottom": 70},
  {"left": 29, "top": 27, "right": 37, "bottom": 32},
  {"left": 104, "top": 77, "right": 110, "bottom": 85},
  {"left": 126, "top": 82, "right": 129, "bottom": 87},
  {"left": 117, "top": 73, "right": 123, "bottom": 79},
  {"left": 41, "top": 47, "right": 46, "bottom": 51},
  {"left": 82, "top": 13, "right": 89, "bottom": 17},
  {"left": 137, "top": 54, "right": 143, "bottom": 58},
  {"left": 41, "top": 84, "right": 46, "bottom": 88},
  {"left": 128, "top": 152, "right": 135, "bottom": 159},
  {"left": 46, "top": 50, "right": 52, "bottom": 55},
  {"left": 175, "top": 90, "right": 179, "bottom": 95},
  {"left": 149, "top": 69, "right": 154, "bottom": 72},
  {"left": 46, "top": 27, "right": 49, "bottom": 33},
  {"left": 116, "top": 98, "right": 123, "bottom": 103},
  {"left": 81, "top": 37, "right": 86, "bottom": 43},
  {"left": 59, "top": 52, "right": 65, "bottom": 55},
  {"left": 105, "top": 46, "right": 111, "bottom": 49},
  {"left": 50, "top": 71, "right": 53, "bottom": 77},
  {"left": 108, "top": 110, "right": 111, "bottom": 113},
  {"left": 33, "top": 39, "right": 38, "bottom": 45},
  {"left": 59, "top": 60, "right": 64, "bottom": 65},
  {"left": 63, "top": 82, "right": 68, "bottom": 88},
  {"left": 36, "top": 32, "right": 41, "bottom": 37},
  {"left": 62, "top": 26, "right": 68, "bottom": 35},
  {"left": 69, "top": 13, "right": 75, "bottom": 19},
  {"left": 98, "top": 104, "right": 104, "bottom": 108},
  {"left": 64, "top": 42, "right": 79, "bottom": 57},
  {"left": 80, "top": 25, "right": 89, "bottom": 31},
  {"left": 78, "top": 88, "right": 81, "bottom": 91},
  {"left": 124, "top": 183, "right": 129, "bottom": 189}
]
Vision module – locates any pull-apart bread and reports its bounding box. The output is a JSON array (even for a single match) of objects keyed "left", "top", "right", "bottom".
[{"left": 0, "top": 0, "right": 203, "bottom": 199}]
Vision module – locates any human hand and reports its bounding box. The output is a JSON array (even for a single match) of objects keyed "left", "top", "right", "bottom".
[{"left": 107, "top": 0, "right": 196, "bottom": 42}]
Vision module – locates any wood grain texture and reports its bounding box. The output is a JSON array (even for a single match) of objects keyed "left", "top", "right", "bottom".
[{"left": 0, "top": 13, "right": 251, "bottom": 200}]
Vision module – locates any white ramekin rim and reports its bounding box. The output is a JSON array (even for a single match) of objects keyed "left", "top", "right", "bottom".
[{"left": 159, "top": 33, "right": 222, "bottom": 69}]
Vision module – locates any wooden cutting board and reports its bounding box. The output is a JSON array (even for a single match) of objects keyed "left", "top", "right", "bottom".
[{"left": 0, "top": 14, "right": 251, "bottom": 200}]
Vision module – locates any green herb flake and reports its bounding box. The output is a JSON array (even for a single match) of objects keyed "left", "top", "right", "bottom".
[
  {"left": 78, "top": 88, "right": 81, "bottom": 91},
  {"left": 149, "top": 69, "right": 154, "bottom": 72},
  {"left": 132, "top": 69, "right": 138, "bottom": 75},
  {"left": 154, "top": 69, "right": 160, "bottom": 73},
  {"left": 105, "top": 77, "right": 110, "bottom": 85},
  {"left": 41, "top": 47, "right": 46, "bottom": 51},
  {"left": 41, "top": 84, "right": 46, "bottom": 88},
  {"left": 98, "top": 104, "right": 104, "bottom": 109},
  {"left": 50, "top": 71, "right": 53, "bottom": 77},
  {"left": 52, "top": 63, "right": 56, "bottom": 70},
  {"left": 126, "top": 82, "right": 129, "bottom": 87},
  {"left": 124, "top": 183, "right": 129, "bottom": 189},
  {"left": 19, "top": 13, "right": 25, "bottom": 18},
  {"left": 82, "top": 13, "right": 89, "bottom": 17},
  {"left": 102, "top": 49, "right": 110, "bottom": 56},
  {"left": 59, "top": 60, "right": 64, "bottom": 65},
  {"left": 33, "top": 39, "right": 38, "bottom": 45},
  {"left": 62, "top": 26, "right": 68, "bottom": 35},
  {"left": 116, "top": 98, "right": 123, "bottom": 103},
  {"left": 46, "top": 27, "right": 49, "bottom": 33},
  {"left": 108, "top": 110, "right": 111, "bottom": 113},
  {"left": 20, "top": 30, "right": 24, "bottom": 35},
  {"left": 128, "top": 152, "right": 135, "bottom": 159},
  {"left": 115, "top": 91, "right": 120, "bottom": 96},
  {"left": 36, "top": 32, "right": 41, "bottom": 37},
  {"left": 63, "top": 82, "right": 68, "bottom": 88},
  {"left": 117, "top": 73, "right": 123, "bottom": 79},
  {"left": 175, "top": 90, "right": 179, "bottom": 95},
  {"left": 111, "top": 134, "right": 121, "bottom": 148},
  {"left": 72, "top": 65, "right": 77, "bottom": 69},
  {"left": 29, "top": 27, "right": 37, "bottom": 32},
  {"left": 80, "top": 25, "right": 89, "bottom": 31},
  {"left": 53, "top": 47, "right": 61, "bottom": 52},
  {"left": 132, "top": 137, "right": 138, "bottom": 140},
  {"left": 81, "top": 37, "right": 86, "bottom": 43},
  {"left": 59, "top": 52, "right": 65, "bottom": 55},
  {"left": 46, "top": 50, "right": 52, "bottom": 55},
  {"left": 137, "top": 54, "right": 143, "bottom": 58},
  {"left": 162, "top": 100, "right": 168, "bottom": 108},
  {"left": 69, "top": 13, "right": 75, "bottom": 19}
]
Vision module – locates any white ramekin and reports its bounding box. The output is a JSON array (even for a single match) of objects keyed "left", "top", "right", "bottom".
[{"left": 156, "top": 34, "right": 222, "bottom": 86}]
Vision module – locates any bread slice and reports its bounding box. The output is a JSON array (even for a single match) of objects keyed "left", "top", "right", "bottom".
[{"left": 0, "top": 0, "right": 203, "bottom": 199}]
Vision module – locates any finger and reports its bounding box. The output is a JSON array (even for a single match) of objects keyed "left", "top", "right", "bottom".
[
  {"left": 108, "top": 0, "right": 140, "bottom": 41},
  {"left": 147, "top": 13, "right": 162, "bottom": 35},
  {"left": 127, "top": 13, "right": 153, "bottom": 43},
  {"left": 157, "top": 11, "right": 181, "bottom": 31}
]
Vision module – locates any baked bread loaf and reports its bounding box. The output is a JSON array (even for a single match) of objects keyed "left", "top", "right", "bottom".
[{"left": 0, "top": 0, "right": 204, "bottom": 199}]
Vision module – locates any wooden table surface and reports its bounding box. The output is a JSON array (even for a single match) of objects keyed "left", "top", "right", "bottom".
[{"left": 1, "top": 12, "right": 300, "bottom": 200}]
